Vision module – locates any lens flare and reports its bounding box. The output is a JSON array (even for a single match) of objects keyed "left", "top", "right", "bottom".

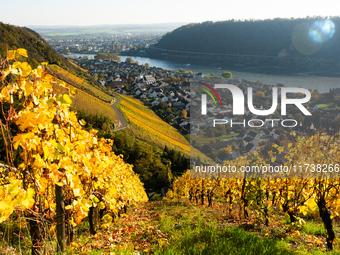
[
  {"left": 309, "top": 19, "right": 335, "bottom": 43},
  {"left": 292, "top": 23, "right": 322, "bottom": 55}
]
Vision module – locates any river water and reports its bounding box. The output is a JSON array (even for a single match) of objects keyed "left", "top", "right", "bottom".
[{"left": 65, "top": 53, "right": 340, "bottom": 93}]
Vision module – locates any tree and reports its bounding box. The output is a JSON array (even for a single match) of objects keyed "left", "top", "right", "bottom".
[
  {"left": 314, "top": 112, "right": 321, "bottom": 128},
  {"left": 94, "top": 53, "right": 121, "bottom": 62},
  {"left": 159, "top": 100, "right": 168, "bottom": 109},
  {"left": 294, "top": 113, "right": 305, "bottom": 124},
  {"left": 180, "top": 109, "right": 188, "bottom": 118},
  {"left": 312, "top": 89, "right": 321, "bottom": 100},
  {"left": 125, "top": 57, "right": 134, "bottom": 64},
  {"left": 222, "top": 71, "right": 232, "bottom": 78},
  {"left": 239, "top": 140, "right": 245, "bottom": 151},
  {"left": 254, "top": 91, "right": 265, "bottom": 100},
  {"left": 331, "top": 116, "right": 340, "bottom": 128},
  {"left": 145, "top": 62, "right": 150, "bottom": 68},
  {"left": 115, "top": 44, "right": 121, "bottom": 52},
  {"left": 263, "top": 101, "right": 269, "bottom": 109},
  {"left": 223, "top": 145, "right": 233, "bottom": 154},
  {"left": 128, "top": 77, "right": 134, "bottom": 84}
]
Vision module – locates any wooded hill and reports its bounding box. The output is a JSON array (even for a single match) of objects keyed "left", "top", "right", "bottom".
[
  {"left": 0, "top": 22, "right": 101, "bottom": 91},
  {"left": 156, "top": 17, "right": 340, "bottom": 60}
]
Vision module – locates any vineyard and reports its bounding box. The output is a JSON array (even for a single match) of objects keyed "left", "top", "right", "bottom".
[
  {"left": 49, "top": 64, "right": 113, "bottom": 102},
  {"left": 68, "top": 59, "right": 88, "bottom": 73},
  {"left": 168, "top": 132, "right": 340, "bottom": 252},
  {"left": 47, "top": 68, "right": 118, "bottom": 127},
  {"left": 0, "top": 49, "right": 147, "bottom": 254},
  {"left": 118, "top": 95, "right": 208, "bottom": 160},
  {"left": 58, "top": 84, "right": 117, "bottom": 126},
  {"left": 119, "top": 95, "right": 190, "bottom": 152},
  {"left": 3, "top": 50, "right": 340, "bottom": 255}
]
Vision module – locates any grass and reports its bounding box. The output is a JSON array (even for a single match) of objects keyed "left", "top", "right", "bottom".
[
  {"left": 316, "top": 102, "right": 335, "bottom": 108},
  {"left": 302, "top": 221, "right": 327, "bottom": 236},
  {"left": 3, "top": 199, "right": 340, "bottom": 254},
  {"left": 155, "top": 208, "right": 292, "bottom": 255},
  {"left": 151, "top": 200, "right": 340, "bottom": 255}
]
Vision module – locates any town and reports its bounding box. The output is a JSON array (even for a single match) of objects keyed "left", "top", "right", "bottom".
[
  {"left": 68, "top": 54, "right": 340, "bottom": 165},
  {"left": 45, "top": 33, "right": 160, "bottom": 54}
]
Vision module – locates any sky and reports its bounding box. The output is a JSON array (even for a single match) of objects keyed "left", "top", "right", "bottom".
[{"left": 1, "top": 0, "right": 340, "bottom": 27}]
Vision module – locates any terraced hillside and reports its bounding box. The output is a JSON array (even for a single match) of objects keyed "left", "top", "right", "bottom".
[
  {"left": 118, "top": 95, "right": 209, "bottom": 161},
  {"left": 52, "top": 73, "right": 117, "bottom": 126},
  {"left": 49, "top": 64, "right": 113, "bottom": 102}
]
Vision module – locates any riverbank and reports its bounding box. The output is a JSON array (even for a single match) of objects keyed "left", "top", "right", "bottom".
[
  {"left": 143, "top": 52, "right": 340, "bottom": 78},
  {"left": 64, "top": 52, "right": 340, "bottom": 93}
]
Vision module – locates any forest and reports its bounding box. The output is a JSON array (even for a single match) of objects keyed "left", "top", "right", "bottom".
[{"left": 156, "top": 17, "right": 340, "bottom": 60}]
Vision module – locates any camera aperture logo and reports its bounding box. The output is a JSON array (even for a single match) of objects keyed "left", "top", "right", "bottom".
[{"left": 200, "top": 83, "right": 312, "bottom": 128}]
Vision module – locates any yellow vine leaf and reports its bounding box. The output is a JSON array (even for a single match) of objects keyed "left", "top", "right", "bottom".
[
  {"left": 7, "top": 50, "right": 16, "bottom": 60},
  {"left": 102, "top": 214, "right": 113, "bottom": 224},
  {"left": 16, "top": 48, "right": 28, "bottom": 57}
]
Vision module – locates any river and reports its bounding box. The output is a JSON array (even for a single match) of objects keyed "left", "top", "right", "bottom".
[{"left": 64, "top": 53, "right": 340, "bottom": 93}]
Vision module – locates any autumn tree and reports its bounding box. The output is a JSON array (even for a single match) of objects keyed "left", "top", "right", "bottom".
[
  {"left": 94, "top": 53, "right": 121, "bottom": 62},
  {"left": 222, "top": 71, "right": 232, "bottom": 78},
  {"left": 180, "top": 109, "right": 188, "bottom": 118},
  {"left": 294, "top": 113, "right": 305, "bottom": 124},
  {"left": 254, "top": 91, "right": 265, "bottom": 100},
  {"left": 159, "top": 100, "right": 168, "bottom": 109},
  {"left": 125, "top": 57, "right": 134, "bottom": 64}
]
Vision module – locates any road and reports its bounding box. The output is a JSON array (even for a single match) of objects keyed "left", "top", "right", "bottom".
[{"left": 111, "top": 94, "right": 128, "bottom": 131}]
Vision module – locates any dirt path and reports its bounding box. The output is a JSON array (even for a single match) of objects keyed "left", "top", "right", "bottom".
[{"left": 112, "top": 94, "right": 128, "bottom": 131}]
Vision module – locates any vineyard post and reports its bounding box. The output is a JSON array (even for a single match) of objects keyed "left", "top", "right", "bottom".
[
  {"left": 201, "top": 179, "right": 205, "bottom": 205},
  {"left": 55, "top": 184, "right": 65, "bottom": 252},
  {"left": 28, "top": 215, "right": 43, "bottom": 255},
  {"left": 89, "top": 206, "right": 96, "bottom": 235},
  {"left": 241, "top": 172, "right": 249, "bottom": 218}
]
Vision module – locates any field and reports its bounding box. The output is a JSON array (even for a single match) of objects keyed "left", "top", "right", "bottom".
[
  {"left": 316, "top": 102, "right": 335, "bottom": 108},
  {"left": 118, "top": 95, "right": 209, "bottom": 160},
  {"left": 32, "top": 23, "right": 186, "bottom": 37}
]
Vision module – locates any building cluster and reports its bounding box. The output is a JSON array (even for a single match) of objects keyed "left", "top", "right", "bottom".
[
  {"left": 190, "top": 78, "right": 340, "bottom": 163},
  {"left": 46, "top": 34, "right": 160, "bottom": 54},
  {"left": 75, "top": 58, "right": 201, "bottom": 133},
  {"left": 69, "top": 57, "right": 340, "bottom": 163}
]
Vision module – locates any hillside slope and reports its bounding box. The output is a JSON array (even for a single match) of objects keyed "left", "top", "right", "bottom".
[
  {"left": 0, "top": 22, "right": 104, "bottom": 93},
  {"left": 156, "top": 17, "right": 340, "bottom": 60},
  {"left": 0, "top": 22, "right": 118, "bottom": 124},
  {"left": 118, "top": 95, "right": 210, "bottom": 161}
]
